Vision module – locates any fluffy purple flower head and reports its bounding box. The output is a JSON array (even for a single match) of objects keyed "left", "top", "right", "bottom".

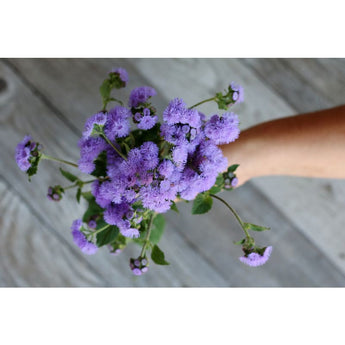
[
  {"left": 120, "top": 225, "right": 140, "bottom": 239},
  {"left": 15, "top": 135, "right": 39, "bottom": 172},
  {"left": 239, "top": 246, "right": 272, "bottom": 267},
  {"left": 163, "top": 98, "right": 186, "bottom": 125},
  {"left": 104, "top": 106, "right": 131, "bottom": 140},
  {"left": 204, "top": 112, "right": 240, "bottom": 145},
  {"left": 140, "top": 185, "right": 173, "bottom": 213},
  {"left": 78, "top": 136, "right": 108, "bottom": 174},
  {"left": 82, "top": 112, "right": 107, "bottom": 138},
  {"left": 71, "top": 219, "right": 98, "bottom": 255},
  {"left": 137, "top": 115, "right": 158, "bottom": 130},
  {"left": 230, "top": 82, "right": 244, "bottom": 104},
  {"left": 158, "top": 160, "right": 175, "bottom": 178},
  {"left": 129, "top": 86, "right": 156, "bottom": 108},
  {"left": 172, "top": 145, "right": 188, "bottom": 170},
  {"left": 112, "top": 67, "right": 129, "bottom": 84},
  {"left": 163, "top": 98, "right": 201, "bottom": 128}
]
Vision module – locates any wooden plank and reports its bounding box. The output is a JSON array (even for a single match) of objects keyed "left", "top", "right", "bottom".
[
  {"left": 0, "top": 178, "right": 107, "bottom": 287},
  {"left": 166, "top": 187, "right": 345, "bottom": 286},
  {"left": 6, "top": 58, "right": 345, "bottom": 285},
  {"left": 0, "top": 59, "right": 230, "bottom": 287}
]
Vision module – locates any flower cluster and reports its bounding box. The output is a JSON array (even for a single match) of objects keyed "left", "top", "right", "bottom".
[
  {"left": 15, "top": 67, "right": 273, "bottom": 276},
  {"left": 239, "top": 246, "right": 273, "bottom": 267},
  {"left": 15, "top": 135, "right": 41, "bottom": 173}
]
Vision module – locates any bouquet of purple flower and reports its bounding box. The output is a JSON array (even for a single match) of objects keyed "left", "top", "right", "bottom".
[{"left": 15, "top": 68, "right": 272, "bottom": 275}]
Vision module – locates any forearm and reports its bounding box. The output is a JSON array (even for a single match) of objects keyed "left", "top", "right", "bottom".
[{"left": 221, "top": 105, "right": 345, "bottom": 184}]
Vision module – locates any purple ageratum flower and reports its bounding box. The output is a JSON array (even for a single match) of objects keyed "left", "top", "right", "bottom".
[
  {"left": 120, "top": 225, "right": 140, "bottom": 239},
  {"left": 204, "top": 112, "right": 240, "bottom": 145},
  {"left": 129, "top": 86, "right": 156, "bottom": 108},
  {"left": 158, "top": 160, "right": 175, "bottom": 178},
  {"left": 230, "top": 82, "right": 244, "bottom": 104},
  {"left": 15, "top": 135, "right": 38, "bottom": 172},
  {"left": 140, "top": 185, "right": 173, "bottom": 213},
  {"left": 172, "top": 145, "right": 188, "bottom": 170},
  {"left": 71, "top": 219, "right": 98, "bottom": 255},
  {"left": 137, "top": 115, "right": 158, "bottom": 130},
  {"left": 231, "top": 177, "right": 238, "bottom": 187},
  {"left": 82, "top": 112, "right": 107, "bottom": 138},
  {"left": 239, "top": 246, "right": 273, "bottom": 267},
  {"left": 163, "top": 98, "right": 201, "bottom": 128},
  {"left": 104, "top": 106, "right": 131, "bottom": 140},
  {"left": 112, "top": 67, "right": 129, "bottom": 84},
  {"left": 163, "top": 98, "right": 186, "bottom": 125},
  {"left": 78, "top": 136, "right": 108, "bottom": 174}
]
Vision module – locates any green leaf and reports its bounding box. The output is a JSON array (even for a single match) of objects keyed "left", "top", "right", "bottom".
[
  {"left": 233, "top": 238, "right": 245, "bottom": 246},
  {"left": 27, "top": 154, "right": 41, "bottom": 180},
  {"left": 191, "top": 193, "right": 213, "bottom": 215},
  {"left": 149, "top": 214, "right": 165, "bottom": 244},
  {"left": 91, "top": 151, "right": 107, "bottom": 177},
  {"left": 82, "top": 195, "right": 103, "bottom": 222},
  {"left": 96, "top": 225, "right": 119, "bottom": 247},
  {"left": 170, "top": 201, "right": 179, "bottom": 213},
  {"left": 151, "top": 245, "right": 170, "bottom": 265},
  {"left": 60, "top": 168, "right": 78, "bottom": 182},
  {"left": 76, "top": 187, "right": 81, "bottom": 203},
  {"left": 100, "top": 79, "right": 111, "bottom": 101},
  {"left": 209, "top": 185, "right": 222, "bottom": 194},
  {"left": 81, "top": 191, "right": 93, "bottom": 201},
  {"left": 244, "top": 223, "right": 271, "bottom": 232},
  {"left": 228, "top": 164, "right": 239, "bottom": 173}
]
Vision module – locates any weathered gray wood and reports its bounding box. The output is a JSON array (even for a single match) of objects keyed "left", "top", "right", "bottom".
[
  {"left": 166, "top": 187, "right": 345, "bottom": 286},
  {"left": 3, "top": 58, "right": 345, "bottom": 286},
  {"left": 0, "top": 59, "right": 230, "bottom": 286},
  {"left": 0, "top": 179, "right": 106, "bottom": 287}
]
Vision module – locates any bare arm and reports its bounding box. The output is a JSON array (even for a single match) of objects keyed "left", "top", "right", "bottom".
[{"left": 220, "top": 105, "right": 345, "bottom": 186}]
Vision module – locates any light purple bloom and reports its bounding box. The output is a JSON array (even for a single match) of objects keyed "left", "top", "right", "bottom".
[
  {"left": 104, "top": 106, "right": 131, "bottom": 140},
  {"left": 230, "top": 82, "right": 244, "bottom": 104},
  {"left": 129, "top": 86, "right": 156, "bottom": 108},
  {"left": 120, "top": 225, "right": 140, "bottom": 239},
  {"left": 137, "top": 115, "right": 158, "bottom": 130},
  {"left": 88, "top": 220, "right": 97, "bottom": 229},
  {"left": 82, "top": 112, "right": 107, "bottom": 138},
  {"left": 15, "top": 135, "right": 38, "bottom": 172},
  {"left": 163, "top": 98, "right": 201, "bottom": 128},
  {"left": 231, "top": 177, "right": 238, "bottom": 187},
  {"left": 132, "top": 268, "right": 142, "bottom": 276},
  {"left": 71, "top": 219, "right": 98, "bottom": 255},
  {"left": 204, "top": 112, "right": 240, "bottom": 145},
  {"left": 239, "top": 246, "right": 272, "bottom": 267},
  {"left": 112, "top": 67, "right": 129, "bottom": 84},
  {"left": 78, "top": 136, "right": 108, "bottom": 174}
]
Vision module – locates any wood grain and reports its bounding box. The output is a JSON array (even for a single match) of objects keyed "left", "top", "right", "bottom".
[{"left": 2, "top": 58, "right": 345, "bottom": 286}]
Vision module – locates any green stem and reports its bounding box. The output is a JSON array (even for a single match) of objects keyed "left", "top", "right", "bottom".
[
  {"left": 189, "top": 96, "right": 216, "bottom": 109},
  {"left": 41, "top": 154, "right": 78, "bottom": 168},
  {"left": 63, "top": 179, "right": 96, "bottom": 191},
  {"left": 100, "top": 134, "right": 127, "bottom": 161},
  {"left": 140, "top": 213, "right": 155, "bottom": 257},
  {"left": 210, "top": 194, "right": 250, "bottom": 239},
  {"left": 91, "top": 224, "right": 110, "bottom": 236}
]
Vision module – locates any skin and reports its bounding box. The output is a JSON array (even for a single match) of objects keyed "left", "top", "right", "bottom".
[{"left": 220, "top": 105, "right": 345, "bottom": 186}]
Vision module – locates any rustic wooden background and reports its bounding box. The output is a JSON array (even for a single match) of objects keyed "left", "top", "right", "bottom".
[{"left": 1, "top": 58, "right": 345, "bottom": 287}]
